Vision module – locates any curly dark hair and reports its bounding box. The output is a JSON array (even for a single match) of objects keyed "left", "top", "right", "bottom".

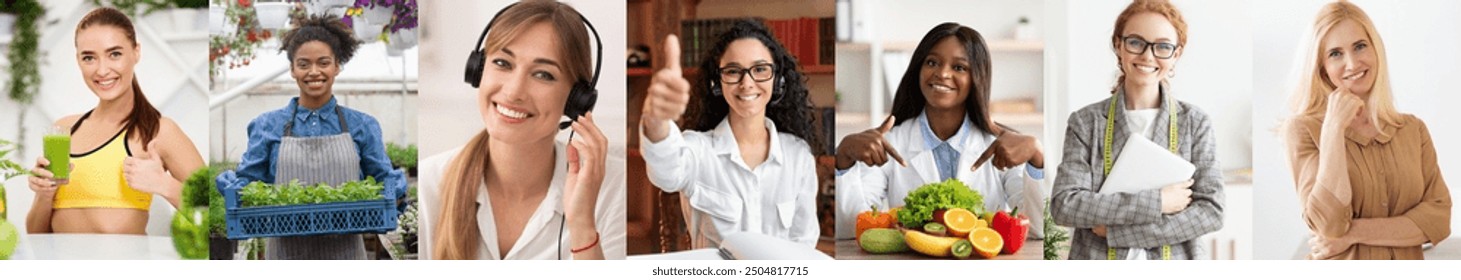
[
  {"left": 278, "top": 14, "right": 361, "bottom": 64},
  {"left": 685, "top": 20, "right": 823, "bottom": 155},
  {"left": 889, "top": 22, "right": 999, "bottom": 135}
]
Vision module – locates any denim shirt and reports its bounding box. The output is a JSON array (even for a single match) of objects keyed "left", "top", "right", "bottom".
[{"left": 216, "top": 97, "right": 407, "bottom": 203}]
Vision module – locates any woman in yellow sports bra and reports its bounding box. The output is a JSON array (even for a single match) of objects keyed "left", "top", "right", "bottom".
[{"left": 24, "top": 7, "right": 204, "bottom": 235}]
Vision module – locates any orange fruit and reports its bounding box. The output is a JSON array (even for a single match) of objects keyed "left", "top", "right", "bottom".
[
  {"left": 968, "top": 227, "right": 1004, "bottom": 259},
  {"left": 942, "top": 208, "right": 979, "bottom": 238}
]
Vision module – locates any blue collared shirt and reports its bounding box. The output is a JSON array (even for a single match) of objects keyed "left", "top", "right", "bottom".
[
  {"left": 915, "top": 112, "right": 1044, "bottom": 180},
  {"left": 216, "top": 97, "right": 407, "bottom": 202}
]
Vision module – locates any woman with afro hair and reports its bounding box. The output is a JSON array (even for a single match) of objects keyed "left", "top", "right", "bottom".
[{"left": 216, "top": 14, "right": 408, "bottom": 260}]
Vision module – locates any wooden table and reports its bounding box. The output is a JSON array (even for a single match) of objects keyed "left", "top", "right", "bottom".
[{"left": 835, "top": 239, "right": 1044, "bottom": 260}]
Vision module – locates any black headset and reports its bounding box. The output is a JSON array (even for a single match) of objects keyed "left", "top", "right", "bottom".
[{"left": 465, "top": 2, "right": 602, "bottom": 130}]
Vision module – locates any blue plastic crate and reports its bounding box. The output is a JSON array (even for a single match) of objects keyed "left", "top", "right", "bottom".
[{"left": 224, "top": 185, "right": 398, "bottom": 240}]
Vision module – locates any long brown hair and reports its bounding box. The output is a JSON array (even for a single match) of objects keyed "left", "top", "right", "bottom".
[
  {"left": 1109, "top": 0, "right": 1188, "bottom": 94},
  {"left": 433, "top": 0, "right": 594, "bottom": 260},
  {"left": 76, "top": 7, "right": 161, "bottom": 147}
]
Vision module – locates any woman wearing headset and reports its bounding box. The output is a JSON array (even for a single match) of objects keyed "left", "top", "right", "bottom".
[
  {"left": 215, "top": 15, "right": 408, "bottom": 259},
  {"left": 1286, "top": 1, "right": 1449, "bottom": 260},
  {"left": 27, "top": 7, "right": 205, "bottom": 235},
  {"left": 834, "top": 22, "right": 1046, "bottom": 240},
  {"left": 1049, "top": 0, "right": 1224, "bottom": 260},
  {"left": 640, "top": 20, "right": 823, "bottom": 249},
  {"left": 419, "top": 0, "right": 625, "bottom": 260}
]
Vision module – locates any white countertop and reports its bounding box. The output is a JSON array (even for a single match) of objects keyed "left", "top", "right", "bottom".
[{"left": 7, "top": 233, "right": 181, "bottom": 260}]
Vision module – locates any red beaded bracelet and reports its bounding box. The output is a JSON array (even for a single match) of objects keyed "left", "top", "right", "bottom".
[{"left": 571, "top": 232, "right": 600, "bottom": 254}]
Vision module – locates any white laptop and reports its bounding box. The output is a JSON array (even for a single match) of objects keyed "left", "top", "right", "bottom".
[{"left": 1099, "top": 134, "right": 1196, "bottom": 194}]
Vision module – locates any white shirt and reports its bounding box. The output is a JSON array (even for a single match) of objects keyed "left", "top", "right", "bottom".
[
  {"left": 640, "top": 118, "right": 821, "bottom": 249},
  {"left": 417, "top": 141, "right": 627, "bottom": 260},
  {"left": 834, "top": 115, "right": 1045, "bottom": 240},
  {"left": 1122, "top": 107, "right": 1160, "bottom": 260}
]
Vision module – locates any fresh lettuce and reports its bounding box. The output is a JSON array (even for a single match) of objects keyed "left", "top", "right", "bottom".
[{"left": 897, "top": 179, "right": 984, "bottom": 228}]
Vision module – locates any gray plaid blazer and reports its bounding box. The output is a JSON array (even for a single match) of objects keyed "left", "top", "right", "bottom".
[{"left": 1050, "top": 88, "right": 1225, "bottom": 260}]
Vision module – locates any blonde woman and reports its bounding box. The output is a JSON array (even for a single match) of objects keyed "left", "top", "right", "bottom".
[
  {"left": 418, "top": 0, "right": 626, "bottom": 260},
  {"left": 1285, "top": 0, "right": 1450, "bottom": 260}
]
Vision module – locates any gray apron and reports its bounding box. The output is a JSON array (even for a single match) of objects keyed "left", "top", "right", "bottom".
[{"left": 265, "top": 104, "right": 367, "bottom": 260}]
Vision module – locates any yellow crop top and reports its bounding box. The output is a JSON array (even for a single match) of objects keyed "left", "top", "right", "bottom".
[{"left": 53, "top": 129, "right": 152, "bottom": 210}]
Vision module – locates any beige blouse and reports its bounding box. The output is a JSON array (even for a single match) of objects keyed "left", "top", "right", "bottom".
[{"left": 1287, "top": 114, "right": 1451, "bottom": 260}]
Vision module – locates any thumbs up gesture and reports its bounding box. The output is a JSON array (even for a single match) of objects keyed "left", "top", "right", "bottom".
[
  {"left": 124, "top": 140, "right": 171, "bottom": 195},
  {"left": 641, "top": 34, "right": 693, "bottom": 142}
]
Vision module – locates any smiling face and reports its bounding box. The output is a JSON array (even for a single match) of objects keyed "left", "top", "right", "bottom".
[
  {"left": 717, "top": 38, "right": 777, "bottom": 119},
  {"left": 919, "top": 37, "right": 973, "bottom": 111},
  {"left": 478, "top": 21, "right": 573, "bottom": 144},
  {"left": 289, "top": 41, "right": 340, "bottom": 100},
  {"left": 1320, "top": 19, "right": 1377, "bottom": 98},
  {"left": 1115, "top": 12, "right": 1182, "bottom": 89},
  {"left": 76, "top": 25, "right": 140, "bottom": 102}
]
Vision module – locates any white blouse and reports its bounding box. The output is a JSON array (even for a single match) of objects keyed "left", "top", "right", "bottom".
[
  {"left": 417, "top": 141, "right": 627, "bottom": 260},
  {"left": 640, "top": 118, "right": 821, "bottom": 249}
]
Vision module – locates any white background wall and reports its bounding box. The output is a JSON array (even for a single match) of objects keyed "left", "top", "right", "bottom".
[
  {"left": 1046, "top": 0, "right": 1252, "bottom": 171},
  {"left": 1250, "top": 0, "right": 1461, "bottom": 260},
  {"left": 835, "top": 0, "right": 1046, "bottom": 145},
  {"left": 1045, "top": 0, "right": 1253, "bottom": 259},
  {"left": 416, "top": 0, "right": 627, "bottom": 159},
  {"left": 1, "top": 0, "right": 210, "bottom": 236}
]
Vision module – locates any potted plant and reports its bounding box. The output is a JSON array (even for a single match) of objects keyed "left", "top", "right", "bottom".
[
  {"left": 178, "top": 166, "right": 231, "bottom": 259},
  {"left": 385, "top": 142, "right": 416, "bottom": 177}
]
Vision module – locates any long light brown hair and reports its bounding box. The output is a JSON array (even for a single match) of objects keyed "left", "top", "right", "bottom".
[
  {"left": 433, "top": 0, "right": 593, "bottom": 260},
  {"left": 76, "top": 7, "right": 161, "bottom": 147},
  {"left": 1288, "top": 0, "right": 1400, "bottom": 130}
]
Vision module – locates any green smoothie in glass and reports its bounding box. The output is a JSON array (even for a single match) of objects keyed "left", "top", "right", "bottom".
[{"left": 44, "top": 127, "right": 71, "bottom": 184}]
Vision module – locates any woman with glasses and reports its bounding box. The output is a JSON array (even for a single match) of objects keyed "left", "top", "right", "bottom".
[
  {"left": 834, "top": 22, "right": 1046, "bottom": 241},
  {"left": 1049, "top": 0, "right": 1224, "bottom": 260},
  {"left": 1284, "top": 1, "right": 1449, "bottom": 260},
  {"left": 640, "top": 20, "right": 823, "bottom": 249}
]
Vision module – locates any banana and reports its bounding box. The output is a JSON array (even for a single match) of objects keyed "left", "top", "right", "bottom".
[{"left": 905, "top": 229, "right": 963, "bottom": 257}]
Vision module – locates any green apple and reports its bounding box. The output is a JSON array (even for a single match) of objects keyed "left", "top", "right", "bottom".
[
  {"left": 0, "top": 220, "right": 18, "bottom": 260},
  {"left": 170, "top": 207, "right": 209, "bottom": 260}
]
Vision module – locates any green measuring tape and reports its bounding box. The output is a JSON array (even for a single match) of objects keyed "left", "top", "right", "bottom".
[{"left": 1102, "top": 94, "right": 1177, "bottom": 260}]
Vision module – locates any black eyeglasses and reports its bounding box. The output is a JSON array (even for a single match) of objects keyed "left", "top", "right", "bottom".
[
  {"left": 718, "top": 63, "right": 776, "bottom": 84},
  {"left": 1120, "top": 36, "right": 1181, "bottom": 59}
]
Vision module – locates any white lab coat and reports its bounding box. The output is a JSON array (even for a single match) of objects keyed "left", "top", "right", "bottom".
[
  {"left": 417, "top": 141, "right": 628, "bottom": 260},
  {"left": 641, "top": 118, "right": 821, "bottom": 249},
  {"left": 835, "top": 118, "right": 1045, "bottom": 239}
]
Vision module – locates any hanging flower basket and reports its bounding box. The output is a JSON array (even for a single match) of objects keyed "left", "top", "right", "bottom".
[
  {"left": 341, "top": 0, "right": 415, "bottom": 43},
  {"left": 254, "top": 2, "right": 291, "bottom": 30},
  {"left": 348, "top": 14, "right": 384, "bottom": 42},
  {"left": 387, "top": 27, "right": 416, "bottom": 50},
  {"left": 209, "top": 0, "right": 273, "bottom": 83}
]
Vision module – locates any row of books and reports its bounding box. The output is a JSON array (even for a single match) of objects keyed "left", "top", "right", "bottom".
[{"left": 678, "top": 17, "right": 836, "bottom": 70}]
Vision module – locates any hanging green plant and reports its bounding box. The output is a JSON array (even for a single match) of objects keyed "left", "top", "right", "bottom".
[{"left": 1, "top": 0, "right": 44, "bottom": 105}]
